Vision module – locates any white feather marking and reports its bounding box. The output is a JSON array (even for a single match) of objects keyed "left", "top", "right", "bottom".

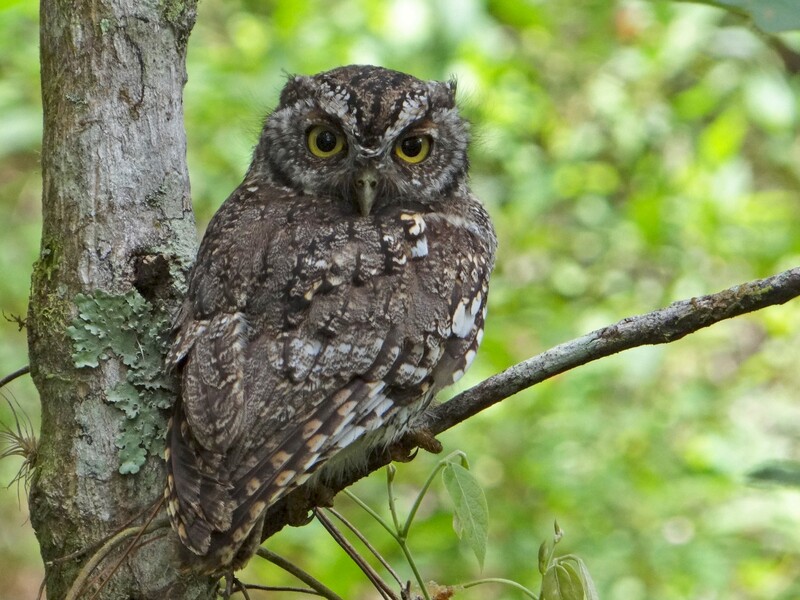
[
  {"left": 400, "top": 213, "right": 426, "bottom": 236},
  {"left": 274, "top": 470, "right": 296, "bottom": 487},
  {"left": 335, "top": 425, "right": 366, "bottom": 448},
  {"left": 397, "top": 363, "right": 417, "bottom": 381},
  {"left": 367, "top": 381, "right": 386, "bottom": 397},
  {"left": 463, "top": 349, "right": 477, "bottom": 371},
  {"left": 337, "top": 400, "right": 358, "bottom": 416},
  {"left": 303, "top": 279, "right": 323, "bottom": 301},
  {"left": 302, "top": 454, "right": 320, "bottom": 471},
  {"left": 302, "top": 452, "right": 319, "bottom": 473},
  {"left": 451, "top": 301, "right": 466, "bottom": 334},
  {"left": 303, "top": 419, "right": 322, "bottom": 437},
  {"left": 288, "top": 337, "right": 323, "bottom": 380},
  {"left": 470, "top": 292, "right": 483, "bottom": 316},
  {"left": 307, "top": 434, "right": 326, "bottom": 452},
  {"left": 356, "top": 394, "right": 387, "bottom": 421},
  {"left": 451, "top": 300, "right": 477, "bottom": 338},
  {"left": 411, "top": 237, "right": 428, "bottom": 258},
  {"left": 330, "top": 410, "right": 357, "bottom": 437},
  {"left": 374, "top": 396, "right": 395, "bottom": 417}
]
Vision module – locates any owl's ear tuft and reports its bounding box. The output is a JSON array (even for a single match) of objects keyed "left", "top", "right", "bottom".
[
  {"left": 279, "top": 75, "right": 316, "bottom": 107},
  {"left": 447, "top": 77, "right": 458, "bottom": 97},
  {"left": 430, "top": 78, "right": 458, "bottom": 109}
]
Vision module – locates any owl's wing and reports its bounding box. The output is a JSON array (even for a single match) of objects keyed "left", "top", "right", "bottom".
[{"left": 166, "top": 187, "right": 271, "bottom": 556}]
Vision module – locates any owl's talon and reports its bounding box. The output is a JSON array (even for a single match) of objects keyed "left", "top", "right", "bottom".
[
  {"left": 390, "top": 429, "right": 443, "bottom": 462},
  {"left": 219, "top": 571, "right": 235, "bottom": 599},
  {"left": 408, "top": 428, "right": 443, "bottom": 454},
  {"left": 390, "top": 445, "right": 418, "bottom": 463}
]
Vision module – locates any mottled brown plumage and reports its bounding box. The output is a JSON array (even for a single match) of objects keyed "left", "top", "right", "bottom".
[{"left": 165, "top": 65, "right": 496, "bottom": 573}]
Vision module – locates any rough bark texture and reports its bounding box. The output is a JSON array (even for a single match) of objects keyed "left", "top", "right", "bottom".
[{"left": 28, "top": 1, "right": 215, "bottom": 598}]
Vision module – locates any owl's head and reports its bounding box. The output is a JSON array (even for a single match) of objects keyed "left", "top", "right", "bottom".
[{"left": 251, "top": 65, "right": 469, "bottom": 215}]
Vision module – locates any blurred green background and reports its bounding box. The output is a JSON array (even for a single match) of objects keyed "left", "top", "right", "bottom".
[{"left": 2, "top": 0, "right": 800, "bottom": 598}]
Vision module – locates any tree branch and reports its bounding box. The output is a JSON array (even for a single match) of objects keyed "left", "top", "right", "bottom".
[
  {"left": 428, "top": 266, "right": 800, "bottom": 433},
  {"left": 255, "top": 548, "right": 345, "bottom": 600},
  {"left": 0, "top": 365, "right": 30, "bottom": 390},
  {"left": 260, "top": 266, "right": 800, "bottom": 540}
]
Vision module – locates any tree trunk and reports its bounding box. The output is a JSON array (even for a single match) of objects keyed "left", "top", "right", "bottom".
[{"left": 28, "top": 1, "right": 215, "bottom": 597}]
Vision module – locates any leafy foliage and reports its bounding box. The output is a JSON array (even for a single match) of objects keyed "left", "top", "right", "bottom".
[
  {"left": 538, "top": 523, "right": 598, "bottom": 600},
  {"left": 442, "top": 460, "right": 489, "bottom": 570},
  {"left": 748, "top": 460, "right": 800, "bottom": 487},
  {"left": 67, "top": 290, "right": 174, "bottom": 474}
]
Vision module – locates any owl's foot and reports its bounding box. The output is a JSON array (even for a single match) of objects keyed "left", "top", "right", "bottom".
[
  {"left": 219, "top": 571, "right": 235, "bottom": 599},
  {"left": 391, "top": 428, "right": 443, "bottom": 462}
]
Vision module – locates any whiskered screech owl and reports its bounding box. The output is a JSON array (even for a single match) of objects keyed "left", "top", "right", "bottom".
[{"left": 165, "top": 65, "right": 497, "bottom": 573}]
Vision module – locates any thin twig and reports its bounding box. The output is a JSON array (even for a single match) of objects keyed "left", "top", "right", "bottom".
[
  {"left": 241, "top": 583, "right": 324, "bottom": 596},
  {"left": 86, "top": 499, "right": 166, "bottom": 600},
  {"left": 256, "top": 547, "right": 346, "bottom": 600},
  {"left": 0, "top": 365, "right": 30, "bottom": 389},
  {"left": 50, "top": 497, "right": 164, "bottom": 565},
  {"left": 315, "top": 508, "right": 400, "bottom": 600},
  {"left": 462, "top": 578, "right": 538, "bottom": 599},
  {"left": 233, "top": 578, "right": 252, "bottom": 600},
  {"left": 326, "top": 507, "right": 403, "bottom": 586},
  {"left": 86, "top": 530, "right": 167, "bottom": 600},
  {"left": 342, "top": 489, "right": 399, "bottom": 539},
  {"left": 63, "top": 515, "right": 170, "bottom": 600}
]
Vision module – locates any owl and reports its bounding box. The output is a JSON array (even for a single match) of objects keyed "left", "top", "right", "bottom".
[{"left": 165, "top": 65, "right": 497, "bottom": 574}]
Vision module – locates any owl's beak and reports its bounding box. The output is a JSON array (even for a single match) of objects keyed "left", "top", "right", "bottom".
[{"left": 354, "top": 168, "right": 379, "bottom": 217}]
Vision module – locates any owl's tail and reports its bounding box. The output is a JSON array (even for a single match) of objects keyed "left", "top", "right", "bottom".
[{"left": 164, "top": 396, "right": 234, "bottom": 559}]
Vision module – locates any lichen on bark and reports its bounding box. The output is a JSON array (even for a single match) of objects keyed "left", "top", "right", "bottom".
[{"left": 67, "top": 289, "right": 175, "bottom": 474}]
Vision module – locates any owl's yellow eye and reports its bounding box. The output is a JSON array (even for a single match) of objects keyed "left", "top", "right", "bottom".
[
  {"left": 394, "top": 135, "right": 432, "bottom": 164},
  {"left": 307, "top": 126, "right": 346, "bottom": 158}
]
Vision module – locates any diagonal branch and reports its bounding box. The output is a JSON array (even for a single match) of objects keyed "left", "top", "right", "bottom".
[
  {"left": 261, "top": 266, "right": 800, "bottom": 541},
  {"left": 428, "top": 266, "right": 800, "bottom": 433}
]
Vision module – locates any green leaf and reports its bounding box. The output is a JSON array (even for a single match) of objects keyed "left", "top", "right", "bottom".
[
  {"left": 573, "top": 558, "right": 599, "bottom": 600},
  {"left": 538, "top": 539, "right": 550, "bottom": 575},
  {"left": 541, "top": 563, "right": 584, "bottom": 600},
  {"left": 554, "top": 519, "right": 564, "bottom": 543},
  {"left": 748, "top": 461, "right": 800, "bottom": 487},
  {"left": 559, "top": 556, "right": 599, "bottom": 600},
  {"left": 685, "top": 0, "right": 800, "bottom": 33},
  {"left": 442, "top": 461, "right": 489, "bottom": 569}
]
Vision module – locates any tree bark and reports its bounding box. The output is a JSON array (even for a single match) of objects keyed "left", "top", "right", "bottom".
[{"left": 28, "top": 1, "right": 215, "bottom": 597}]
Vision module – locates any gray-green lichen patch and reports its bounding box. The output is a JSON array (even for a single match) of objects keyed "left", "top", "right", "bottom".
[
  {"left": 67, "top": 289, "right": 175, "bottom": 474},
  {"left": 35, "top": 238, "right": 62, "bottom": 282},
  {"left": 159, "top": 0, "right": 197, "bottom": 38}
]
